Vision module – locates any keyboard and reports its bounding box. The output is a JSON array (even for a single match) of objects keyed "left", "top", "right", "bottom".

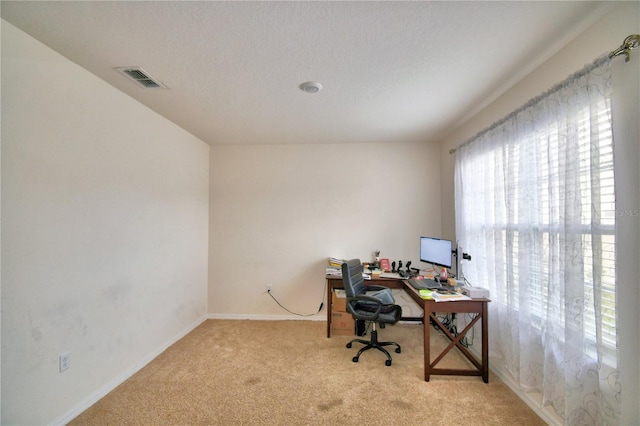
[{"left": 408, "top": 278, "right": 442, "bottom": 290}]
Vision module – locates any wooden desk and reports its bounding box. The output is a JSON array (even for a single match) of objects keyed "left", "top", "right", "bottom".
[
  {"left": 403, "top": 282, "right": 490, "bottom": 383},
  {"left": 326, "top": 275, "right": 490, "bottom": 383}
]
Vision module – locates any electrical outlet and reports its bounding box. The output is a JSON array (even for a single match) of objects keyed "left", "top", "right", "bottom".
[{"left": 59, "top": 352, "right": 70, "bottom": 372}]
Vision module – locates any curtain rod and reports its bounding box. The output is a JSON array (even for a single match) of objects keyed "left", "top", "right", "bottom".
[
  {"left": 609, "top": 34, "right": 640, "bottom": 62},
  {"left": 449, "top": 34, "right": 640, "bottom": 156}
]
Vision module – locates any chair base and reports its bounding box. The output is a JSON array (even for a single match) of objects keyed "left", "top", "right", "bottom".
[{"left": 347, "top": 329, "right": 401, "bottom": 366}]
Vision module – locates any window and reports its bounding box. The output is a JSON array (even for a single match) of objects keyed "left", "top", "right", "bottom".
[{"left": 454, "top": 57, "right": 619, "bottom": 423}]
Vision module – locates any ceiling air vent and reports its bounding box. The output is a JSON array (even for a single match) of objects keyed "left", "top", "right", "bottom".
[{"left": 115, "top": 67, "right": 167, "bottom": 89}]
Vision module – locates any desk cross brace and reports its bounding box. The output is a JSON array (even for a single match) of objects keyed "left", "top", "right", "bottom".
[{"left": 429, "top": 312, "right": 482, "bottom": 375}]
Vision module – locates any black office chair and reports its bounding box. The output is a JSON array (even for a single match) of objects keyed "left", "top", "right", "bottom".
[{"left": 341, "top": 259, "right": 402, "bottom": 366}]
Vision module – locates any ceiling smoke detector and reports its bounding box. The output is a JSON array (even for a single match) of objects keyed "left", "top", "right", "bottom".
[
  {"left": 299, "top": 81, "right": 322, "bottom": 93},
  {"left": 115, "top": 67, "right": 167, "bottom": 89}
]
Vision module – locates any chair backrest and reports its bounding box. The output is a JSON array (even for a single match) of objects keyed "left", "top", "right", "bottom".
[{"left": 341, "top": 259, "right": 367, "bottom": 298}]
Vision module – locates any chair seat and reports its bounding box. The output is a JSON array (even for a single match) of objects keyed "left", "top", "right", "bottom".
[{"left": 352, "top": 308, "right": 399, "bottom": 324}]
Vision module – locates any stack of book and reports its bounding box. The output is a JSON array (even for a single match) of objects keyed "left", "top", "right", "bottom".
[
  {"left": 328, "top": 257, "right": 343, "bottom": 268},
  {"left": 325, "top": 258, "right": 370, "bottom": 280},
  {"left": 326, "top": 257, "right": 344, "bottom": 276},
  {"left": 430, "top": 291, "right": 471, "bottom": 302}
]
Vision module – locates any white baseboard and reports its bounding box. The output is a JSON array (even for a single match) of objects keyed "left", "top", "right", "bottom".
[
  {"left": 52, "top": 315, "right": 208, "bottom": 426},
  {"left": 488, "top": 361, "right": 562, "bottom": 426},
  {"left": 463, "top": 344, "right": 562, "bottom": 426},
  {"left": 207, "top": 313, "right": 325, "bottom": 321}
]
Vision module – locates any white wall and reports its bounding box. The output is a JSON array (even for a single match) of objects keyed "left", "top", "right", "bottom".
[
  {"left": 1, "top": 21, "right": 210, "bottom": 425},
  {"left": 610, "top": 18, "right": 640, "bottom": 426},
  {"left": 437, "top": 3, "right": 639, "bottom": 424},
  {"left": 209, "top": 142, "right": 441, "bottom": 317}
]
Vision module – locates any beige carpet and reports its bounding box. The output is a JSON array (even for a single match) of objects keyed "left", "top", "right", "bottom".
[{"left": 70, "top": 320, "right": 545, "bottom": 425}]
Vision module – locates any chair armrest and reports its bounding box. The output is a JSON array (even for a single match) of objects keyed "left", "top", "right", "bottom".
[
  {"left": 347, "top": 295, "right": 383, "bottom": 320},
  {"left": 350, "top": 294, "right": 385, "bottom": 305}
]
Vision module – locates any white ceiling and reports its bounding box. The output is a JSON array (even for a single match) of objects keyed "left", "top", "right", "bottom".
[{"left": 1, "top": 1, "right": 611, "bottom": 146}]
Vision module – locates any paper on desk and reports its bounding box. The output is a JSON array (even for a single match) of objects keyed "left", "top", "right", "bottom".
[
  {"left": 380, "top": 272, "right": 402, "bottom": 279},
  {"left": 430, "top": 292, "right": 471, "bottom": 302}
]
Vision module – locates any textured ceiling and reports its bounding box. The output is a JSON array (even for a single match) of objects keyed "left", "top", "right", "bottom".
[{"left": 1, "top": 1, "right": 610, "bottom": 146}]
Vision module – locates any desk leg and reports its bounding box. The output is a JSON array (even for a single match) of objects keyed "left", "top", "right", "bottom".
[
  {"left": 424, "top": 313, "right": 431, "bottom": 381},
  {"left": 482, "top": 301, "right": 489, "bottom": 383},
  {"left": 326, "top": 282, "right": 332, "bottom": 338}
]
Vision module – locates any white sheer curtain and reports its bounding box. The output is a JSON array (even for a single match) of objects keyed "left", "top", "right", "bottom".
[{"left": 455, "top": 56, "right": 620, "bottom": 425}]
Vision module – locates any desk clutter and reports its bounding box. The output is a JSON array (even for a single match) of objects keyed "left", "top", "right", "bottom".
[
  {"left": 329, "top": 256, "right": 490, "bottom": 301},
  {"left": 328, "top": 256, "right": 461, "bottom": 283},
  {"left": 418, "top": 289, "right": 471, "bottom": 302},
  {"left": 327, "top": 256, "right": 421, "bottom": 280},
  {"left": 327, "top": 257, "right": 373, "bottom": 279}
]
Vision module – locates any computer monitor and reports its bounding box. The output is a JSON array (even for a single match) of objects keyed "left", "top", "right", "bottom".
[{"left": 420, "top": 236, "right": 453, "bottom": 269}]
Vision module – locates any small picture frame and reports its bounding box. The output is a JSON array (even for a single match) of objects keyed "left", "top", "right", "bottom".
[{"left": 379, "top": 258, "right": 391, "bottom": 272}]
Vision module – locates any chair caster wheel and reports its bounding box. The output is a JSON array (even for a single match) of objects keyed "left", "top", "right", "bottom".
[
  {"left": 395, "top": 347, "right": 401, "bottom": 353},
  {"left": 352, "top": 357, "right": 359, "bottom": 363},
  {"left": 385, "top": 360, "right": 392, "bottom": 366},
  {"left": 346, "top": 343, "right": 352, "bottom": 348}
]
